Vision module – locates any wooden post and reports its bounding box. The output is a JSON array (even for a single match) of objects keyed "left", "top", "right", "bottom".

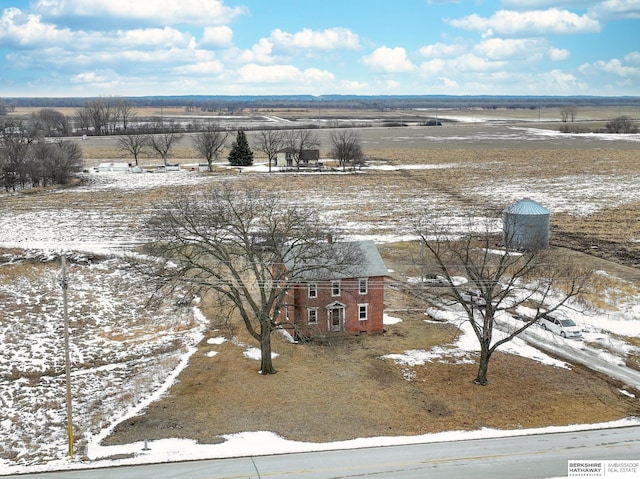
[{"left": 61, "top": 256, "right": 74, "bottom": 460}]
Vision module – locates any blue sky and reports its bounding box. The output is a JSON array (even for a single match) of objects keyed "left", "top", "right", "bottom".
[{"left": 1, "top": 0, "right": 639, "bottom": 97}]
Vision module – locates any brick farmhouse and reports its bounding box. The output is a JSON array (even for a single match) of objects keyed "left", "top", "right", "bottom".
[{"left": 277, "top": 240, "right": 388, "bottom": 340}]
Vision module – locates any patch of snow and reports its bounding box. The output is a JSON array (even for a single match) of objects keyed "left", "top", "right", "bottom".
[
  {"left": 383, "top": 314, "right": 402, "bottom": 325},
  {"left": 382, "top": 348, "right": 475, "bottom": 367},
  {"left": 243, "top": 347, "right": 279, "bottom": 361}
]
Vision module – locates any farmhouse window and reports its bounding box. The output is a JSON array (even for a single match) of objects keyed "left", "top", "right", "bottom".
[
  {"left": 358, "top": 304, "right": 368, "bottom": 321},
  {"left": 307, "top": 308, "right": 318, "bottom": 324},
  {"left": 308, "top": 283, "right": 317, "bottom": 298},
  {"left": 331, "top": 280, "right": 341, "bottom": 297},
  {"left": 359, "top": 278, "right": 368, "bottom": 294}
]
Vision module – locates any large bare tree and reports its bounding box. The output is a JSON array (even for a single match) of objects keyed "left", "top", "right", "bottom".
[
  {"left": 147, "top": 124, "right": 183, "bottom": 166},
  {"left": 117, "top": 134, "right": 148, "bottom": 166},
  {"left": 253, "top": 129, "right": 285, "bottom": 173},
  {"left": 605, "top": 116, "right": 638, "bottom": 134},
  {"left": 560, "top": 105, "right": 577, "bottom": 123},
  {"left": 191, "top": 122, "right": 228, "bottom": 172},
  {"left": 77, "top": 97, "right": 136, "bottom": 135},
  {"left": 143, "top": 184, "right": 361, "bottom": 374},
  {"left": 330, "top": 130, "right": 364, "bottom": 171},
  {"left": 416, "top": 216, "right": 591, "bottom": 385}
]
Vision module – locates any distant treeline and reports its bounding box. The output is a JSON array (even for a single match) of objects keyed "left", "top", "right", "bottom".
[{"left": 2, "top": 95, "right": 639, "bottom": 112}]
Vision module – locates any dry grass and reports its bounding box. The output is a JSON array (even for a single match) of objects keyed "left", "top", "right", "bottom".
[
  {"left": 4, "top": 108, "right": 640, "bottom": 448},
  {"left": 104, "top": 243, "right": 640, "bottom": 447}
]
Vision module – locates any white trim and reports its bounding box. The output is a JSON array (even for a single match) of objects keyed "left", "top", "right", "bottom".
[
  {"left": 307, "top": 307, "right": 318, "bottom": 324},
  {"left": 359, "top": 278, "right": 368, "bottom": 294},
  {"left": 358, "top": 303, "right": 368, "bottom": 321},
  {"left": 331, "top": 280, "right": 341, "bottom": 297}
]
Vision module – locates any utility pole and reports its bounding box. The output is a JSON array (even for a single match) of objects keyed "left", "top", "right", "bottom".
[{"left": 60, "top": 255, "right": 74, "bottom": 460}]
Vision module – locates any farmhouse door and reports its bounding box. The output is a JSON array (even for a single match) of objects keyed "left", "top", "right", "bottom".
[{"left": 328, "top": 307, "right": 343, "bottom": 332}]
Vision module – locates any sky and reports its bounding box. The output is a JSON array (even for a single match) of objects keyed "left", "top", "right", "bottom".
[{"left": 0, "top": 0, "right": 639, "bottom": 98}]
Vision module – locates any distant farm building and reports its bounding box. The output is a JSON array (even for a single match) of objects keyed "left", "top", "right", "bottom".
[
  {"left": 95, "top": 162, "right": 131, "bottom": 172},
  {"left": 502, "top": 198, "right": 550, "bottom": 250},
  {"left": 275, "top": 148, "right": 320, "bottom": 169}
]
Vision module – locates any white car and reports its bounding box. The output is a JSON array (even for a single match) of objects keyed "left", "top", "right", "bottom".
[
  {"left": 460, "top": 289, "right": 486, "bottom": 307},
  {"left": 540, "top": 314, "right": 582, "bottom": 339}
]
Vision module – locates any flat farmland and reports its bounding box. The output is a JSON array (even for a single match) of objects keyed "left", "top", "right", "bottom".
[
  {"left": 1, "top": 111, "right": 640, "bottom": 469},
  {"left": 23, "top": 117, "right": 640, "bottom": 266}
]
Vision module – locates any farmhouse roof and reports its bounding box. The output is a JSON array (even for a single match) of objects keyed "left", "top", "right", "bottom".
[
  {"left": 285, "top": 240, "right": 388, "bottom": 281},
  {"left": 278, "top": 148, "right": 320, "bottom": 159}
]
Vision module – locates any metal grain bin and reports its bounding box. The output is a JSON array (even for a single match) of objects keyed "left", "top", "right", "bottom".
[{"left": 502, "top": 198, "right": 550, "bottom": 250}]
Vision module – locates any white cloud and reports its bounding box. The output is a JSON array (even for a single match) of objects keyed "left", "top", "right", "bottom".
[
  {"left": 341, "top": 80, "right": 369, "bottom": 90},
  {"left": 71, "top": 71, "right": 102, "bottom": 83},
  {"left": 177, "top": 60, "right": 225, "bottom": 75},
  {"left": 302, "top": 67, "right": 335, "bottom": 82},
  {"left": 69, "top": 69, "right": 124, "bottom": 92},
  {"left": 362, "top": 46, "right": 415, "bottom": 72},
  {"left": 0, "top": 8, "right": 72, "bottom": 46},
  {"left": 588, "top": 0, "right": 640, "bottom": 20},
  {"left": 236, "top": 63, "right": 334, "bottom": 84},
  {"left": 474, "top": 38, "right": 569, "bottom": 61},
  {"left": 237, "top": 27, "right": 359, "bottom": 66},
  {"left": 549, "top": 47, "right": 570, "bottom": 61},
  {"left": 580, "top": 56, "right": 640, "bottom": 80},
  {"left": 238, "top": 38, "right": 274, "bottom": 64},
  {"left": 501, "top": 1, "right": 593, "bottom": 8},
  {"left": 200, "top": 26, "right": 233, "bottom": 48},
  {"left": 543, "top": 69, "right": 585, "bottom": 91},
  {"left": 117, "top": 27, "right": 193, "bottom": 48},
  {"left": 419, "top": 58, "right": 446, "bottom": 75},
  {"left": 419, "top": 53, "right": 504, "bottom": 78},
  {"left": 419, "top": 42, "right": 467, "bottom": 58},
  {"left": 447, "top": 9, "right": 601, "bottom": 37},
  {"left": 625, "top": 51, "right": 640, "bottom": 65},
  {"left": 270, "top": 27, "right": 360, "bottom": 51},
  {"left": 440, "top": 77, "right": 459, "bottom": 89},
  {"left": 33, "top": 0, "right": 247, "bottom": 26},
  {"left": 474, "top": 38, "right": 533, "bottom": 59},
  {"left": 0, "top": 9, "right": 197, "bottom": 51},
  {"left": 450, "top": 53, "right": 505, "bottom": 72}
]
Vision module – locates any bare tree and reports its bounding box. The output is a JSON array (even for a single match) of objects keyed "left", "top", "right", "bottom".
[
  {"left": 284, "top": 129, "right": 320, "bottom": 170},
  {"left": 560, "top": 105, "right": 577, "bottom": 123},
  {"left": 605, "top": 116, "right": 638, "bottom": 134},
  {"left": 143, "top": 184, "right": 360, "bottom": 374},
  {"left": 83, "top": 98, "right": 111, "bottom": 135},
  {"left": 115, "top": 98, "right": 136, "bottom": 132},
  {"left": 147, "top": 125, "right": 183, "bottom": 166},
  {"left": 330, "top": 130, "right": 363, "bottom": 171},
  {"left": 254, "top": 129, "right": 285, "bottom": 173},
  {"left": 117, "top": 134, "right": 149, "bottom": 166},
  {"left": 33, "top": 109, "right": 69, "bottom": 137},
  {"left": 1, "top": 119, "right": 82, "bottom": 189},
  {"left": 191, "top": 122, "right": 228, "bottom": 172},
  {"left": 416, "top": 216, "right": 591, "bottom": 385},
  {"left": 1, "top": 119, "right": 37, "bottom": 190}
]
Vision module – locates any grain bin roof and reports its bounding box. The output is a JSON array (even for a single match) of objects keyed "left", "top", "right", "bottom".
[{"left": 503, "top": 198, "right": 549, "bottom": 216}]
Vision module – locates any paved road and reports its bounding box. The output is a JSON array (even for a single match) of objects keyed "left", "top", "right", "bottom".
[
  {"left": 504, "top": 320, "right": 640, "bottom": 390},
  {"left": 6, "top": 426, "right": 639, "bottom": 479}
]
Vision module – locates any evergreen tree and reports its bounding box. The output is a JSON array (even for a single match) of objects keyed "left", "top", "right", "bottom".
[{"left": 227, "top": 130, "right": 254, "bottom": 166}]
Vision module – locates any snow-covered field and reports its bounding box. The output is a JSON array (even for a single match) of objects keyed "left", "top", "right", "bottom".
[{"left": 1, "top": 125, "right": 640, "bottom": 475}]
